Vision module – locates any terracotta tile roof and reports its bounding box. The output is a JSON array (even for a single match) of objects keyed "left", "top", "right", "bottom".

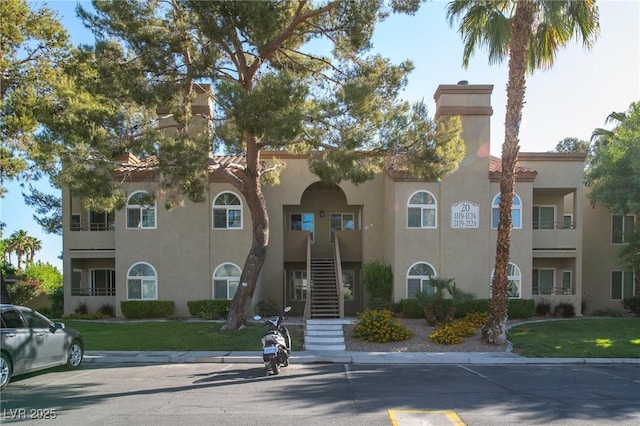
[{"left": 489, "top": 155, "right": 537, "bottom": 181}]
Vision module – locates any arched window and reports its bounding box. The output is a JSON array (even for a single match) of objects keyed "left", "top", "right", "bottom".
[
  {"left": 213, "top": 263, "right": 241, "bottom": 300},
  {"left": 491, "top": 193, "right": 522, "bottom": 229},
  {"left": 490, "top": 262, "right": 522, "bottom": 299},
  {"left": 126, "top": 191, "right": 156, "bottom": 229},
  {"left": 407, "top": 191, "right": 437, "bottom": 229},
  {"left": 407, "top": 262, "right": 437, "bottom": 298},
  {"left": 127, "top": 262, "right": 157, "bottom": 300},
  {"left": 213, "top": 192, "right": 242, "bottom": 229}
]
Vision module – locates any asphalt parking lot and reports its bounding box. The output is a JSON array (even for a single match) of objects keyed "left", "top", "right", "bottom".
[{"left": 1, "top": 361, "right": 639, "bottom": 425}]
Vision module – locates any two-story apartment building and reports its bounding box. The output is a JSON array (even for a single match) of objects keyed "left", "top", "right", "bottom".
[{"left": 61, "top": 82, "right": 634, "bottom": 318}]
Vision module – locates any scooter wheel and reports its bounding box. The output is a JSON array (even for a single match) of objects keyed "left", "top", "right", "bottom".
[
  {"left": 283, "top": 358, "right": 289, "bottom": 367},
  {"left": 270, "top": 358, "right": 280, "bottom": 375}
]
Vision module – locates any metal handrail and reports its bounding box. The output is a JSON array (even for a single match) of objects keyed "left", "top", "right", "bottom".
[
  {"left": 303, "top": 233, "right": 311, "bottom": 321},
  {"left": 333, "top": 233, "right": 344, "bottom": 318}
]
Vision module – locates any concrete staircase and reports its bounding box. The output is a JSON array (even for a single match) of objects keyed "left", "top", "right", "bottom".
[{"left": 304, "top": 319, "right": 347, "bottom": 351}]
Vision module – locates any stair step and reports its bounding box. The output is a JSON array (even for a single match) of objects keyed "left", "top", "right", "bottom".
[
  {"left": 304, "top": 344, "right": 346, "bottom": 351},
  {"left": 305, "top": 336, "right": 344, "bottom": 344}
]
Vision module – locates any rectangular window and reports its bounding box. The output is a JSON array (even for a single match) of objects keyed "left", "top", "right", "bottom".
[
  {"left": 71, "top": 269, "right": 84, "bottom": 296},
  {"left": 563, "top": 214, "right": 574, "bottom": 229},
  {"left": 562, "top": 270, "right": 573, "bottom": 295},
  {"left": 141, "top": 208, "right": 155, "bottom": 228},
  {"left": 213, "top": 279, "right": 237, "bottom": 300},
  {"left": 289, "top": 270, "right": 308, "bottom": 301},
  {"left": 612, "top": 214, "right": 635, "bottom": 244},
  {"left": 611, "top": 271, "right": 635, "bottom": 300},
  {"left": 127, "top": 208, "right": 141, "bottom": 228},
  {"left": 533, "top": 206, "right": 555, "bottom": 229},
  {"left": 290, "top": 213, "right": 314, "bottom": 241},
  {"left": 408, "top": 208, "right": 422, "bottom": 228},
  {"left": 533, "top": 269, "right": 555, "bottom": 295},
  {"left": 91, "top": 269, "right": 116, "bottom": 296},
  {"left": 71, "top": 214, "right": 81, "bottom": 231},
  {"left": 342, "top": 269, "right": 354, "bottom": 301}
]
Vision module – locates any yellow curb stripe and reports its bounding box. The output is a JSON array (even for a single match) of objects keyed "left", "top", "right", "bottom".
[{"left": 388, "top": 409, "right": 467, "bottom": 426}]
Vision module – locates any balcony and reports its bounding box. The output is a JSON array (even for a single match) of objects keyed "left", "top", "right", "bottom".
[
  {"left": 532, "top": 222, "right": 579, "bottom": 257},
  {"left": 66, "top": 221, "right": 115, "bottom": 250}
]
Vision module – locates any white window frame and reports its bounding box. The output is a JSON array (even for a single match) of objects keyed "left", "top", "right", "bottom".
[
  {"left": 611, "top": 270, "right": 635, "bottom": 301},
  {"left": 562, "top": 270, "right": 573, "bottom": 295},
  {"left": 126, "top": 191, "right": 157, "bottom": 229},
  {"left": 406, "top": 262, "right": 437, "bottom": 298},
  {"left": 612, "top": 214, "right": 636, "bottom": 244},
  {"left": 491, "top": 193, "right": 522, "bottom": 229},
  {"left": 407, "top": 191, "right": 437, "bottom": 229},
  {"left": 126, "top": 262, "right": 158, "bottom": 300},
  {"left": 213, "top": 263, "right": 241, "bottom": 300},
  {"left": 491, "top": 262, "right": 522, "bottom": 299},
  {"left": 212, "top": 192, "right": 243, "bottom": 230}
]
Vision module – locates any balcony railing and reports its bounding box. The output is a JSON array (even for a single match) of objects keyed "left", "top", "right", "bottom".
[
  {"left": 532, "top": 221, "right": 576, "bottom": 230},
  {"left": 71, "top": 222, "right": 116, "bottom": 231},
  {"left": 532, "top": 286, "right": 575, "bottom": 296},
  {"left": 71, "top": 287, "right": 116, "bottom": 296}
]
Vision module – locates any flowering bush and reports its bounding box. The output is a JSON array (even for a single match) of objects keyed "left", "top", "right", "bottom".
[
  {"left": 428, "top": 311, "right": 487, "bottom": 345},
  {"left": 352, "top": 309, "right": 411, "bottom": 343}
]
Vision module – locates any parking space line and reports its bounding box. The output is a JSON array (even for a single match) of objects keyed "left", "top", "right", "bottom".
[{"left": 388, "top": 409, "right": 466, "bottom": 426}]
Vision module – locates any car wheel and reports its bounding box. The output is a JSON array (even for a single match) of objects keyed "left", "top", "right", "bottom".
[
  {"left": 67, "top": 341, "right": 83, "bottom": 368},
  {"left": 0, "top": 353, "right": 11, "bottom": 390}
]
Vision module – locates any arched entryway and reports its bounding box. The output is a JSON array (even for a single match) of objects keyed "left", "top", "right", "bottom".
[{"left": 282, "top": 181, "right": 363, "bottom": 317}]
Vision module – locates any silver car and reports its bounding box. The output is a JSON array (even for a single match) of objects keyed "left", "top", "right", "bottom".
[{"left": 0, "top": 304, "right": 84, "bottom": 389}]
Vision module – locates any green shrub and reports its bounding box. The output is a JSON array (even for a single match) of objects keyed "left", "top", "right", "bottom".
[
  {"left": 75, "top": 300, "right": 89, "bottom": 315},
  {"left": 363, "top": 261, "right": 393, "bottom": 309},
  {"left": 121, "top": 300, "right": 175, "bottom": 319},
  {"left": 456, "top": 299, "right": 490, "bottom": 317},
  {"left": 507, "top": 299, "right": 535, "bottom": 319},
  {"left": 97, "top": 303, "right": 115, "bottom": 317},
  {"left": 352, "top": 309, "right": 411, "bottom": 343},
  {"left": 622, "top": 295, "right": 640, "bottom": 316},
  {"left": 592, "top": 309, "right": 623, "bottom": 317},
  {"left": 49, "top": 287, "right": 64, "bottom": 318},
  {"left": 535, "top": 298, "right": 552, "bottom": 316},
  {"left": 186, "top": 300, "right": 231, "bottom": 320},
  {"left": 63, "top": 312, "right": 110, "bottom": 320},
  {"left": 255, "top": 299, "right": 279, "bottom": 317},
  {"left": 7, "top": 280, "right": 41, "bottom": 306},
  {"left": 555, "top": 302, "right": 576, "bottom": 318},
  {"left": 398, "top": 298, "right": 423, "bottom": 318}
]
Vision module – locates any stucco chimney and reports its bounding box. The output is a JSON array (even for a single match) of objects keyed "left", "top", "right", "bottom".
[{"left": 433, "top": 83, "right": 493, "bottom": 120}]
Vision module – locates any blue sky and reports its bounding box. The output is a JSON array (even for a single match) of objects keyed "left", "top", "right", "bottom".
[{"left": 2, "top": 0, "right": 639, "bottom": 270}]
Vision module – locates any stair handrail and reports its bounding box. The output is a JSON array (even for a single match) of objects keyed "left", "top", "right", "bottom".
[
  {"left": 333, "top": 233, "right": 344, "bottom": 318},
  {"left": 303, "top": 232, "right": 312, "bottom": 321}
]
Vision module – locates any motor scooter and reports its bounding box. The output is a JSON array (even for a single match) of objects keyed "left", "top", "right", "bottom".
[{"left": 254, "top": 306, "right": 291, "bottom": 375}]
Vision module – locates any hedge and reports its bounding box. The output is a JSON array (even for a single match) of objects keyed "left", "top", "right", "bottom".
[
  {"left": 399, "top": 298, "right": 535, "bottom": 320},
  {"left": 187, "top": 299, "right": 231, "bottom": 320},
  {"left": 120, "top": 300, "right": 175, "bottom": 319}
]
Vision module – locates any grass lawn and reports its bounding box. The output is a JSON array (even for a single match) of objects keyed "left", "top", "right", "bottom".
[
  {"left": 508, "top": 317, "right": 640, "bottom": 358},
  {"left": 64, "top": 320, "right": 304, "bottom": 352},
  {"left": 65, "top": 317, "right": 639, "bottom": 358}
]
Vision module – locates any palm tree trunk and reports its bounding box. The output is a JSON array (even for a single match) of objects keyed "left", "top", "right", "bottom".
[{"left": 484, "top": 1, "right": 535, "bottom": 345}]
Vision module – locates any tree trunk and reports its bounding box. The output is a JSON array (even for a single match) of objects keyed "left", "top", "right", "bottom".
[
  {"left": 484, "top": 1, "right": 535, "bottom": 345},
  {"left": 1, "top": 270, "right": 10, "bottom": 304},
  {"left": 222, "top": 134, "right": 269, "bottom": 330}
]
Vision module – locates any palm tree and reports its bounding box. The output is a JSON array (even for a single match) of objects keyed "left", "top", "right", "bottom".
[
  {"left": 7, "top": 230, "right": 30, "bottom": 270},
  {"left": 447, "top": 0, "right": 600, "bottom": 344},
  {"left": 25, "top": 236, "right": 42, "bottom": 264}
]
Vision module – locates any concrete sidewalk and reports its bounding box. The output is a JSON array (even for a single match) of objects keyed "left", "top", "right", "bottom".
[{"left": 83, "top": 350, "right": 640, "bottom": 365}]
